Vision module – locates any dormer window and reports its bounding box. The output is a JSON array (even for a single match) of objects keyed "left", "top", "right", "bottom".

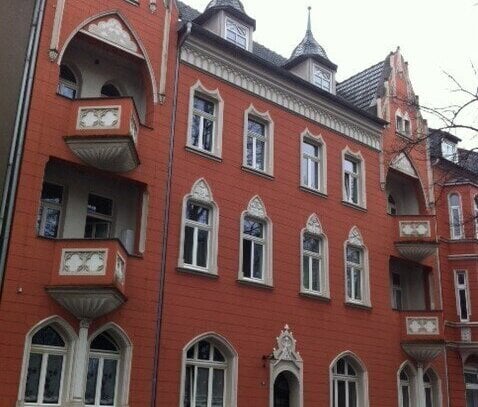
[
  {"left": 313, "top": 65, "right": 331, "bottom": 92},
  {"left": 442, "top": 140, "right": 458, "bottom": 163},
  {"left": 225, "top": 17, "right": 248, "bottom": 49}
]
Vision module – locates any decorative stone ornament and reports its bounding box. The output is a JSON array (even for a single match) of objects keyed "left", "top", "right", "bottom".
[
  {"left": 347, "top": 226, "right": 364, "bottom": 247},
  {"left": 391, "top": 153, "right": 418, "bottom": 178},
  {"left": 272, "top": 324, "right": 303, "bottom": 365},
  {"left": 247, "top": 196, "right": 266, "bottom": 218},
  {"left": 306, "top": 213, "right": 323, "bottom": 235},
  {"left": 87, "top": 18, "right": 139, "bottom": 54},
  {"left": 191, "top": 179, "right": 212, "bottom": 203}
]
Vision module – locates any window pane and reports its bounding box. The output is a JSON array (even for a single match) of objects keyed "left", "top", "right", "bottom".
[
  {"left": 196, "top": 229, "right": 209, "bottom": 268},
  {"left": 336, "top": 358, "right": 345, "bottom": 375},
  {"left": 85, "top": 357, "right": 99, "bottom": 405},
  {"left": 184, "top": 366, "right": 193, "bottom": 407},
  {"left": 302, "top": 256, "right": 310, "bottom": 289},
  {"left": 243, "top": 219, "right": 263, "bottom": 238},
  {"left": 196, "top": 368, "right": 209, "bottom": 407},
  {"left": 349, "top": 381, "right": 357, "bottom": 407},
  {"left": 187, "top": 204, "right": 209, "bottom": 224},
  {"left": 303, "top": 236, "right": 320, "bottom": 253},
  {"left": 202, "top": 119, "right": 214, "bottom": 151},
  {"left": 198, "top": 341, "right": 211, "bottom": 360},
  {"left": 255, "top": 139, "right": 265, "bottom": 171},
  {"left": 42, "top": 354, "right": 63, "bottom": 404},
  {"left": 212, "top": 370, "right": 224, "bottom": 407},
  {"left": 100, "top": 359, "right": 117, "bottom": 406},
  {"left": 311, "top": 258, "right": 320, "bottom": 292},
  {"left": 301, "top": 157, "right": 308, "bottom": 186},
  {"left": 25, "top": 353, "right": 42, "bottom": 402},
  {"left": 253, "top": 243, "right": 263, "bottom": 279},
  {"left": 194, "top": 97, "right": 214, "bottom": 115},
  {"left": 354, "top": 270, "right": 362, "bottom": 300},
  {"left": 310, "top": 160, "right": 319, "bottom": 189},
  {"left": 401, "top": 386, "right": 410, "bottom": 407},
  {"left": 58, "top": 83, "right": 76, "bottom": 99},
  {"left": 351, "top": 177, "right": 358, "bottom": 203},
  {"left": 87, "top": 194, "right": 113, "bottom": 217},
  {"left": 346, "top": 267, "right": 352, "bottom": 299},
  {"left": 183, "top": 226, "right": 194, "bottom": 265},
  {"left": 242, "top": 239, "right": 252, "bottom": 278},
  {"left": 91, "top": 333, "right": 118, "bottom": 352},
  {"left": 43, "top": 208, "right": 61, "bottom": 238},
  {"left": 303, "top": 141, "right": 318, "bottom": 157},
  {"left": 32, "top": 326, "right": 65, "bottom": 347},
  {"left": 213, "top": 347, "right": 225, "bottom": 362},
  {"left": 248, "top": 119, "right": 264, "bottom": 135},
  {"left": 41, "top": 183, "right": 63, "bottom": 204},
  {"left": 425, "top": 388, "right": 432, "bottom": 407},
  {"left": 344, "top": 159, "right": 357, "bottom": 174},
  {"left": 246, "top": 136, "right": 253, "bottom": 167},
  {"left": 458, "top": 273, "right": 466, "bottom": 285},
  {"left": 347, "top": 247, "right": 361, "bottom": 264},
  {"left": 460, "top": 289, "right": 469, "bottom": 320},
  {"left": 337, "top": 380, "right": 346, "bottom": 407},
  {"left": 191, "top": 115, "right": 200, "bottom": 147}
]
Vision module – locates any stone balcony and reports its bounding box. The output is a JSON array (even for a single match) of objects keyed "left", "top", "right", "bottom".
[
  {"left": 46, "top": 239, "right": 128, "bottom": 320},
  {"left": 399, "top": 310, "right": 445, "bottom": 364},
  {"left": 64, "top": 97, "right": 140, "bottom": 172},
  {"left": 394, "top": 215, "right": 438, "bottom": 262}
]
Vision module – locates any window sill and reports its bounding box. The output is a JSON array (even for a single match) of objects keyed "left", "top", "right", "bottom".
[
  {"left": 185, "top": 146, "right": 223, "bottom": 163},
  {"left": 299, "top": 291, "right": 330, "bottom": 302},
  {"left": 345, "top": 301, "right": 372, "bottom": 311},
  {"left": 177, "top": 266, "right": 218, "bottom": 279},
  {"left": 396, "top": 131, "right": 413, "bottom": 140},
  {"left": 241, "top": 166, "right": 274, "bottom": 180},
  {"left": 300, "top": 186, "right": 327, "bottom": 199},
  {"left": 341, "top": 200, "right": 367, "bottom": 213},
  {"left": 237, "top": 278, "right": 273, "bottom": 290}
]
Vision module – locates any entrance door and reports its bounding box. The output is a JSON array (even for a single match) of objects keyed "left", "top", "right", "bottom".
[{"left": 274, "top": 372, "right": 290, "bottom": 407}]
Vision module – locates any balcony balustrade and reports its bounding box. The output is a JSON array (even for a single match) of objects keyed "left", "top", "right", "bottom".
[
  {"left": 64, "top": 97, "right": 140, "bottom": 172},
  {"left": 46, "top": 239, "right": 128, "bottom": 320}
]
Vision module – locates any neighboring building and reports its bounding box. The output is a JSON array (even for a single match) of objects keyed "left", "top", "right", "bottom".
[{"left": 0, "top": 1, "right": 476, "bottom": 407}]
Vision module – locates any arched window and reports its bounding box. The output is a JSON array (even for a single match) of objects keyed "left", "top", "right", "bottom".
[
  {"left": 399, "top": 370, "right": 411, "bottom": 407},
  {"left": 85, "top": 332, "right": 120, "bottom": 406},
  {"left": 178, "top": 179, "right": 219, "bottom": 275},
  {"left": 58, "top": 64, "right": 78, "bottom": 99},
  {"left": 423, "top": 369, "right": 441, "bottom": 407},
  {"left": 301, "top": 214, "right": 329, "bottom": 298},
  {"left": 331, "top": 355, "right": 367, "bottom": 407},
  {"left": 181, "top": 335, "right": 238, "bottom": 407},
  {"left": 448, "top": 193, "right": 464, "bottom": 239},
  {"left": 100, "top": 83, "right": 121, "bottom": 98},
  {"left": 398, "top": 363, "right": 417, "bottom": 407}
]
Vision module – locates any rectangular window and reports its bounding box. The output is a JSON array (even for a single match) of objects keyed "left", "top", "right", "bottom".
[
  {"left": 38, "top": 182, "right": 64, "bottom": 238},
  {"left": 302, "top": 234, "right": 322, "bottom": 293},
  {"left": 396, "top": 116, "right": 404, "bottom": 133},
  {"left": 346, "top": 246, "right": 363, "bottom": 302},
  {"left": 442, "top": 140, "right": 458, "bottom": 163},
  {"left": 242, "top": 217, "right": 265, "bottom": 281},
  {"left": 455, "top": 271, "right": 470, "bottom": 321},
  {"left": 313, "top": 65, "right": 332, "bottom": 92},
  {"left": 246, "top": 118, "right": 267, "bottom": 172},
  {"left": 84, "top": 194, "right": 113, "bottom": 239},
  {"left": 392, "top": 272, "right": 403, "bottom": 310},
  {"left": 183, "top": 202, "right": 211, "bottom": 269},
  {"left": 343, "top": 157, "right": 360, "bottom": 205},
  {"left": 191, "top": 95, "right": 216, "bottom": 153},
  {"left": 225, "top": 18, "right": 248, "bottom": 49},
  {"left": 302, "top": 140, "right": 322, "bottom": 191}
]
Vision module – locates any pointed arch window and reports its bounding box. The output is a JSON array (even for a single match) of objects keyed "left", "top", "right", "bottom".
[
  {"left": 448, "top": 193, "right": 464, "bottom": 239},
  {"left": 58, "top": 64, "right": 78, "bottom": 99},
  {"left": 331, "top": 355, "right": 367, "bottom": 407},
  {"left": 344, "top": 228, "right": 370, "bottom": 307},
  {"left": 239, "top": 196, "right": 272, "bottom": 286},
  {"left": 301, "top": 130, "right": 327, "bottom": 194},
  {"left": 179, "top": 179, "right": 219, "bottom": 275},
  {"left": 423, "top": 369, "right": 441, "bottom": 407},
  {"left": 301, "top": 214, "right": 329, "bottom": 298},
  {"left": 342, "top": 148, "right": 366, "bottom": 208},
  {"left": 397, "top": 364, "right": 417, "bottom": 407}
]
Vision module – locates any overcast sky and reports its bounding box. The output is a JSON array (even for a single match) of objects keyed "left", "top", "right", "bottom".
[{"left": 181, "top": 0, "right": 478, "bottom": 149}]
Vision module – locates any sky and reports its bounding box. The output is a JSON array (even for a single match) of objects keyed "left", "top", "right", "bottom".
[{"left": 181, "top": 0, "right": 478, "bottom": 149}]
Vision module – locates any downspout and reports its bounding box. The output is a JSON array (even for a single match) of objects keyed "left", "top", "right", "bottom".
[
  {"left": 0, "top": 0, "right": 46, "bottom": 297},
  {"left": 151, "top": 21, "right": 192, "bottom": 407}
]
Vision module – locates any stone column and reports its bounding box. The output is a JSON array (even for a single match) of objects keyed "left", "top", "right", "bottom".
[
  {"left": 70, "top": 319, "right": 90, "bottom": 407},
  {"left": 416, "top": 363, "right": 425, "bottom": 407}
]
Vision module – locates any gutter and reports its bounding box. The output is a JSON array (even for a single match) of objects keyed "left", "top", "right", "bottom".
[
  {"left": 0, "top": 0, "right": 46, "bottom": 297},
  {"left": 150, "top": 20, "right": 192, "bottom": 407}
]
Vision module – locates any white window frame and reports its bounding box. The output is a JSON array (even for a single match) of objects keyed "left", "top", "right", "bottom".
[
  {"left": 448, "top": 192, "right": 464, "bottom": 240},
  {"left": 186, "top": 80, "right": 224, "bottom": 159},
  {"left": 85, "top": 349, "right": 120, "bottom": 407},
  {"left": 178, "top": 179, "right": 219, "bottom": 275},
  {"left": 300, "top": 214, "right": 329, "bottom": 298},
  {"left": 179, "top": 333, "right": 238, "bottom": 407},
  {"left": 455, "top": 270, "right": 471, "bottom": 322},
  {"left": 238, "top": 196, "right": 272, "bottom": 286},
  {"left": 342, "top": 147, "right": 366, "bottom": 209},
  {"left": 344, "top": 227, "right": 371, "bottom": 307},
  {"left": 224, "top": 17, "right": 249, "bottom": 50},
  {"left": 313, "top": 65, "right": 332, "bottom": 92},
  {"left": 330, "top": 352, "right": 369, "bottom": 407},
  {"left": 85, "top": 193, "right": 114, "bottom": 239},
  {"left": 397, "top": 362, "right": 417, "bottom": 407},
  {"left": 243, "top": 105, "right": 274, "bottom": 176},
  {"left": 300, "top": 129, "right": 327, "bottom": 194},
  {"left": 441, "top": 140, "right": 458, "bottom": 163}
]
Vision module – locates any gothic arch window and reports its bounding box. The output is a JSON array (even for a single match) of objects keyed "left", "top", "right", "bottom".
[
  {"left": 100, "top": 83, "right": 122, "bottom": 98},
  {"left": 330, "top": 353, "right": 368, "bottom": 407},
  {"left": 397, "top": 362, "right": 417, "bottom": 407},
  {"left": 239, "top": 196, "right": 273, "bottom": 286},
  {"left": 58, "top": 64, "right": 79, "bottom": 99},
  {"left": 300, "top": 129, "right": 327, "bottom": 194},
  {"left": 178, "top": 179, "right": 219, "bottom": 275},
  {"left": 300, "top": 214, "right": 329, "bottom": 298},
  {"left": 344, "top": 227, "right": 371, "bottom": 307},
  {"left": 181, "top": 333, "right": 238, "bottom": 407},
  {"left": 17, "top": 317, "right": 76, "bottom": 407},
  {"left": 86, "top": 324, "right": 132, "bottom": 407},
  {"left": 423, "top": 369, "right": 441, "bottom": 407},
  {"left": 342, "top": 147, "right": 366, "bottom": 209},
  {"left": 474, "top": 195, "right": 478, "bottom": 238},
  {"left": 448, "top": 193, "right": 464, "bottom": 239}
]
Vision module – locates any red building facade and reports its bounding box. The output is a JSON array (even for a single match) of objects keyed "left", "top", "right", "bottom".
[{"left": 0, "top": 1, "right": 476, "bottom": 406}]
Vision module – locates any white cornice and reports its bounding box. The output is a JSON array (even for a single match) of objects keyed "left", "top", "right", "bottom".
[{"left": 181, "top": 41, "right": 382, "bottom": 151}]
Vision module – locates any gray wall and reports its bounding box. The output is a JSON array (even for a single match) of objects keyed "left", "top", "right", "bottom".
[{"left": 0, "top": 0, "right": 37, "bottom": 199}]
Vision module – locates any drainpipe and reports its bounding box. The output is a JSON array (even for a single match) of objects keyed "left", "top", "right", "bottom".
[
  {"left": 150, "top": 20, "right": 192, "bottom": 407},
  {"left": 0, "top": 0, "right": 46, "bottom": 297}
]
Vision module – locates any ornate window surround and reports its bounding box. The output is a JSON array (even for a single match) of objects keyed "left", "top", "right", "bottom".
[
  {"left": 329, "top": 351, "right": 369, "bottom": 407},
  {"left": 186, "top": 80, "right": 224, "bottom": 159},
  {"left": 344, "top": 227, "right": 371, "bottom": 307},
  {"left": 342, "top": 147, "right": 367, "bottom": 209},
  {"left": 178, "top": 179, "right": 219, "bottom": 275},
  {"left": 179, "top": 332, "right": 238, "bottom": 407},
  {"left": 238, "top": 195, "right": 273, "bottom": 287},
  {"left": 300, "top": 129, "right": 327, "bottom": 195},
  {"left": 300, "top": 214, "right": 329, "bottom": 298},
  {"left": 243, "top": 105, "right": 275, "bottom": 177}
]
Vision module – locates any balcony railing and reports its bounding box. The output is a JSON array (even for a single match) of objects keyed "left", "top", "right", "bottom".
[
  {"left": 394, "top": 215, "right": 438, "bottom": 262},
  {"left": 46, "top": 239, "right": 128, "bottom": 320},
  {"left": 64, "top": 97, "right": 140, "bottom": 172}
]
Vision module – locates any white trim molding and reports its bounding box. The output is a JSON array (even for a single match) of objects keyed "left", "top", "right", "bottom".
[
  {"left": 180, "top": 42, "right": 382, "bottom": 150},
  {"left": 300, "top": 129, "right": 327, "bottom": 195}
]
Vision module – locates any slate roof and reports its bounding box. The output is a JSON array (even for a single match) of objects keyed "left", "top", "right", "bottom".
[
  {"left": 336, "top": 59, "right": 389, "bottom": 113},
  {"left": 206, "top": 0, "right": 245, "bottom": 13}
]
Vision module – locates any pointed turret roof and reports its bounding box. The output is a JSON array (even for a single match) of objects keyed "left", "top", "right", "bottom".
[
  {"left": 290, "top": 7, "right": 328, "bottom": 60},
  {"left": 205, "top": 0, "right": 246, "bottom": 13}
]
